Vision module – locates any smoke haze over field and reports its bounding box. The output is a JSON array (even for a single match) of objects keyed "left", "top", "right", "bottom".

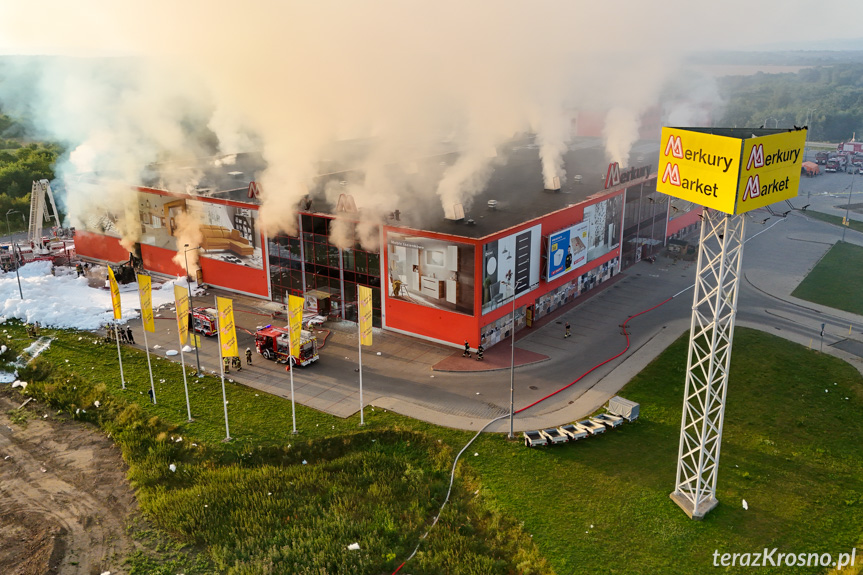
[{"left": 0, "top": 1, "right": 857, "bottom": 247}]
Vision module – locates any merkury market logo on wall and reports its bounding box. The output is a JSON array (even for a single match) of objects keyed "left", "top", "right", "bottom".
[{"left": 657, "top": 127, "right": 806, "bottom": 215}]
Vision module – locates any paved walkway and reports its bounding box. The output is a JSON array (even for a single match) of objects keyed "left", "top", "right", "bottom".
[{"left": 127, "top": 175, "right": 863, "bottom": 433}]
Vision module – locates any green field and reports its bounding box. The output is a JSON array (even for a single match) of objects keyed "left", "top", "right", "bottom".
[
  {"left": 804, "top": 211, "right": 863, "bottom": 236},
  {"left": 792, "top": 240, "right": 863, "bottom": 315},
  {"left": 6, "top": 322, "right": 863, "bottom": 574}
]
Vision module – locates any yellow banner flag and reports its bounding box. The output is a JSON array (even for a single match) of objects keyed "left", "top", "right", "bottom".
[
  {"left": 358, "top": 285, "right": 372, "bottom": 346},
  {"left": 137, "top": 274, "right": 155, "bottom": 333},
  {"left": 173, "top": 284, "right": 189, "bottom": 345},
  {"left": 288, "top": 294, "right": 304, "bottom": 358},
  {"left": 216, "top": 296, "right": 238, "bottom": 358},
  {"left": 107, "top": 266, "right": 122, "bottom": 320}
]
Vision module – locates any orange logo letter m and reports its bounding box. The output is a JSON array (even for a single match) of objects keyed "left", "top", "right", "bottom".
[
  {"left": 662, "top": 163, "right": 681, "bottom": 186},
  {"left": 747, "top": 144, "right": 764, "bottom": 170},
  {"left": 742, "top": 175, "right": 761, "bottom": 201},
  {"left": 665, "top": 135, "right": 683, "bottom": 158}
]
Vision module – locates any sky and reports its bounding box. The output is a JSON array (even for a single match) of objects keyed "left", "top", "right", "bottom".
[{"left": 0, "top": 1, "right": 859, "bottom": 254}]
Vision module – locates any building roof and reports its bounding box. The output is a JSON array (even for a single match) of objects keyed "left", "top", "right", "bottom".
[{"left": 140, "top": 136, "right": 661, "bottom": 240}]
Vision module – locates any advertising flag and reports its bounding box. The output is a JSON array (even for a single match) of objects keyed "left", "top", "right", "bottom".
[
  {"left": 358, "top": 285, "right": 373, "bottom": 346},
  {"left": 216, "top": 296, "right": 238, "bottom": 358},
  {"left": 107, "top": 266, "right": 122, "bottom": 320},
  {"left": 288, "top": 294, "right": 304, "bottom": 358},
  {"left": 137, "top": 274, "right": 155, "bottom": 333},
  {"left": 174, "top": 285, "right": 190, "bottom": 345}
]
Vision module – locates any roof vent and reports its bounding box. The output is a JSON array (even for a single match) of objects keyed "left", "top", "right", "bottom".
[
  {"left": 545, "top": 176, "right": 561, "bottom": 191},
  {"left": 487, "top": 199, "right": 498, "bottom": 210},
  {"left": 444, "top": 203, "right": 465, "bottom": 221}
]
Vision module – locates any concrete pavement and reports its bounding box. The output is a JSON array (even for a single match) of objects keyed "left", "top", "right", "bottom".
[{"left": 122, "top": 172, "right": 863, "bottom": 434}]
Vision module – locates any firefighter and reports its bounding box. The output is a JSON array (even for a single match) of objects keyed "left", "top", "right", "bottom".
[
  {"left": 232, "top": 356, "right": 242, "bottom": 371},
  {"left": 126, "top": 326, "right": 135, "bottom": 345},
  {"left": 476, "top": 344, "right": 484, "bottom": 361},
  {"left": 223, "top": 356, "right": 230, "bottom": 373},
  {"left": 565, "top": 322, "right": 571, "bottom": 338},
  {"left": 76, "top": 263, "right": 84, "bottom": 277},
  {"left": 246, "top": 347, "right": 253, "bottom": 365},
  {"left": 463, "top": 340, "right": 471, "bottom": 358}
]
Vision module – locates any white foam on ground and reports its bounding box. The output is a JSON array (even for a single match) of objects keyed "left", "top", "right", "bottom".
[{"left": 0, "top": 262, "right": 202, "bottom": 330}]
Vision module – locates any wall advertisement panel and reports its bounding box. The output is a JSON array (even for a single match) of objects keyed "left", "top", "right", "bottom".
[
  {"left": 386, "top": 233, "right": 475, "bottom": 315},
  {"left": 583, "top": 194, "right": 622, "bottom": 263},
  {"left": 481, "top": 224, "right": 542, "bottom": 315},
  {"left": 79, "top": 190, "right": 263, "bottom": 269},
  {"left": 547, "top": 221, "right": 589, "bottom": 281}
]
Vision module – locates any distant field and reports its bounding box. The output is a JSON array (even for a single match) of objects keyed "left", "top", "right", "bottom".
[
  {"left": 696, "top": 64, "right": 813, "bottom": 77},
  {"left": 792, "top": 240, "right": 863, "bottom": 315}
]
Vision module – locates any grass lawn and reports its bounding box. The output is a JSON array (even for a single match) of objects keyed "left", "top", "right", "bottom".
[
  {"left": 804, "top": 210, "right": 863, "bottom": 236},
  {"left": 469, "top": 328, "right": 863, "bottom": 574},
  {"left": 792, "top": 240, "right": 863, "bottom": 315},
  {"left": 5, "top": 322, "right": 863, "bottom": 574}
]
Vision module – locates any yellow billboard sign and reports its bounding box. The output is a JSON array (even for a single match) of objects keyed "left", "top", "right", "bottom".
[
  {"left": 137, "top": 274, "right": 155, "bottom": 333},
  {"left": 736, "top": 130, "right": 807, "bottom": 213},
  {"left": 657, "top": 127, "right": 805, "bottom": 215}
]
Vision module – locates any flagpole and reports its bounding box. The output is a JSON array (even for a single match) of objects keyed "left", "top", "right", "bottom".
[
  {"left": 358, "top": 322, "right": 364, "bottom": 426},
  {"left": 142, "top": 321, "right": 156, "bottom": 404},
  {"left": 114, "top": 319, "right": 125, "bottom": 390},
  {"left": 289, "top": 328, "right": 297, "bottom": 434},
  {"left": 179, "top": 345, "right": 192, "bottom": 421},
  {"left": 215, "top": 295, "right": 231, "bottom": 441}
]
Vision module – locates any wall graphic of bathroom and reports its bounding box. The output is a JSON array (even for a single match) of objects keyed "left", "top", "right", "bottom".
[
  {"left": 546, "top": 221, "right": 589, "bottom": 280},
  {"left": 386, "top": 233, "right": 475, "bottom": 315},
  {"left": 583, "top": 194, "right": 623, "bottom": 263},
  {"left": 481, "top": 224, "right": 542, "bottom": 315}
]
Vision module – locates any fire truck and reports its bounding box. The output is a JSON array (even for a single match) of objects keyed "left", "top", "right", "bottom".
[
  {"left": 192, "top": 307, "right": 219, "bottom": 336},
  {"left": 254, "top": 325, "right": 319, "bottom": 366}
]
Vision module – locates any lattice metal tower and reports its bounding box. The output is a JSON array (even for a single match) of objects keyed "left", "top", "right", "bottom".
[{"left": 670, "top": 209, "right": 745, "bottom": 519}]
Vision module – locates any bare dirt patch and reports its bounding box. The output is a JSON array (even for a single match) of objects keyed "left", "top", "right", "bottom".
[{"left": 0, "top": 391, "right": 138, "bottom": 575}]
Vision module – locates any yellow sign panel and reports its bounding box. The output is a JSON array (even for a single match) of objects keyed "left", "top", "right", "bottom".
[
  {"left": 358, "top": 285, "right": 373, "bottom": 346},
  {"left": 288, "top": 295, "right": 304, "bottom": 358},
  {"left": 107, "top": 267, "right": 122, "bottom": 320},
  {"left": 173, "top": 285, "right": 189, "bottom": 345},
  {"left": 657, "top": 127, "right": 805, "bottom": 215},
  {"left": 736, "top": 130, "right": 807, "bottom": 213},
  {"left": 137, "top": 274, "right": 155, "bottom": 333},
  {"left": 216, "top": 296, "right": 238, "bottom": 358}
]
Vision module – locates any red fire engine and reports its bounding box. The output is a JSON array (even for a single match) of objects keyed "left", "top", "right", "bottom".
[
  {"left": 192, "top": 307, "right": 219, "bottom": 336},
  {"left": 254, "top": 325, "right": 319, "bottom": 366}
]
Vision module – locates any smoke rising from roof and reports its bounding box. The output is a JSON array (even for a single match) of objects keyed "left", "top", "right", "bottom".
[{"left": 0, "top": 0, "right": 761, "bottom": 245}]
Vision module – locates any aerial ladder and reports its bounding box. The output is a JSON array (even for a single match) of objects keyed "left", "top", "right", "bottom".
[{"left": 28, "top": 179, "right": 65, "bottom": 245}]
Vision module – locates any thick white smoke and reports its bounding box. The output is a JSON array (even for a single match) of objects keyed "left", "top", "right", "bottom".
[{"left": 0, "top": 0, "right": 803, "bottom": 241}]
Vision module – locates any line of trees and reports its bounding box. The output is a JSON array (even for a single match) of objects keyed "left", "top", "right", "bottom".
[
  {"left": 0, "top": 111, "right": 61, "bottom": 232},
  {"left": 717, "top": 63, "right": 863, "bottom": 142}
]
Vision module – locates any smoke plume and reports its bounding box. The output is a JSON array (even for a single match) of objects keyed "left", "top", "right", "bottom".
[{"left": 0, "top": 0, "right": 781, "bottom": 244}]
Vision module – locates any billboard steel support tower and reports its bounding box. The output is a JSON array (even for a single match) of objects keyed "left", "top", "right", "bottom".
[{"left": 670, "top": 209, "right": 745, "bottom": 519}]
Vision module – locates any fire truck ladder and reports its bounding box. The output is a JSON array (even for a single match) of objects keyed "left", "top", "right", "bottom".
[
  {"left": 670, "top": 209, "right": 745, "bottom": 519},
  {"left": 28, "top": 179, "right": 62, "bottom": 244}
]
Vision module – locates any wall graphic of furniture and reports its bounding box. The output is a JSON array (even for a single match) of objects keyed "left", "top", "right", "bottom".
[
  {"left": 420, "top": 276, "right": 445, "bottom": 299},
  {"left": 199, "top": 225, "right": 255, "bottom": 256}
]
